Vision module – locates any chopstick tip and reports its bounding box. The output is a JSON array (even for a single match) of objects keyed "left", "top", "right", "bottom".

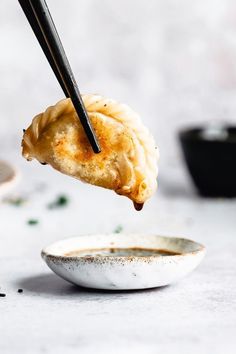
[{"left": 93, "top": 144, "right": 101, "bottom": 154}]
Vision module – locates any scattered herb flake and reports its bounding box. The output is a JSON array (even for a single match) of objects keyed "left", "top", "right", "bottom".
[
  {"left": 0, "top": 293, "right": 6, "bottom": 297},
  {"left": 17, "top": 289, "right": 23, "bottom": 293},
  {"left": 27, "top": 219, "right": 39, "bottom": 226},
  {"left": 47, "top": 195, "right": 69, "bottom": 209},
  {"left": 4, "top": 197, "right": 27, "bottom": 207},
  {"left": 114, "top": 225, "right": 123, "bottom": 234}
]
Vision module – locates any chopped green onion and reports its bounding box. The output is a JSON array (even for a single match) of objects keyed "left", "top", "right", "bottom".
[
  {"left": 47, "top": 195, "right": 69, "bottom": 209},
  {"left": 114, "top": 225, "right": 123, "bottom": 234},
  {"left": 4, "top": 197, "right": 27, "bottom": 207},
  {"left": 27, "top": 219, "right": 39, "bottom": 226}
]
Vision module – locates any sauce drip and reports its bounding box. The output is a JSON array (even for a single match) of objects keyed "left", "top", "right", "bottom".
[{"left": 133, "top": 202, "right": 144, "bottom": 211}]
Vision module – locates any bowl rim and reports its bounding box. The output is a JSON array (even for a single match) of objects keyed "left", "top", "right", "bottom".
[
  {"left": 41, "top": 234, "right": 206, "bottom": 262},
  {"left": 179, "top": 125, "right": 236, "bottom": 143}
]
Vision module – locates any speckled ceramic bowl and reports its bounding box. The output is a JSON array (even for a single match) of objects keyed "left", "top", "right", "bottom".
[{"left": 42, "top": 234, "right": 205, "bottom": 290}]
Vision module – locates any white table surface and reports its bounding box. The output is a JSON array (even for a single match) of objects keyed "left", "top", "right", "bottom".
[
  {"left": 0, "top": 150, "right": 235, "bottom": 354},
  {"left": 1, "top": 1, "right": 236, "bottom": 352}
]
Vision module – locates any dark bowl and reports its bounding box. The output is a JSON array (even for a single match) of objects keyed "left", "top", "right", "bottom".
[{"left": 179, "top": 125, "right": 236, "bottom": 197}]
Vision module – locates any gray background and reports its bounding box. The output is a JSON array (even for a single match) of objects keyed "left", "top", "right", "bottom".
[{"left": 1, "top": 0, "right": 236, "bottom": 167}]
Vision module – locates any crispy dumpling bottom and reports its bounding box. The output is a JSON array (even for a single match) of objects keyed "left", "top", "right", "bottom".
[{"left": 22, "top": 94, "right": 159, "bottom": 209}]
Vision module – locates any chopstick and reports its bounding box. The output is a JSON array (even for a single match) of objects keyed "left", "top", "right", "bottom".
[{"left": 18, "top": 0, "right": 101, "bottom": 154}]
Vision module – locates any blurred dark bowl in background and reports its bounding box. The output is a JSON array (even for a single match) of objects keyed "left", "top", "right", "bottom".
[{"left": 179, "top": 125, "right": 236, "bottom": 197}]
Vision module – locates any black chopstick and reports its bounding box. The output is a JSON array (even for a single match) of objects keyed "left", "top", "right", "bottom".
[
  {"left": 18, "top": 0, "right": 69, "bottom": 98},
  {"left": 19, "top": 0, "right": 101, "bottom": 154}
]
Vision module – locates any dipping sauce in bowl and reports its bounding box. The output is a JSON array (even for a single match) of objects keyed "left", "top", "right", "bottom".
[{"left": 64, "top": 247, "right": 181, "bottom": 258}]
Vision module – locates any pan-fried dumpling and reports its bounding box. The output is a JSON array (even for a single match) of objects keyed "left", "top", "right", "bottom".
[{"left": 22, "top": 94, "right": 158, "bottom": 209}]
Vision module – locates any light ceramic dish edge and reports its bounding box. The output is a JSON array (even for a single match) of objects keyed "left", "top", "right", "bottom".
[
  {"left": 42, "top": 234, "right": 206, "bottom": 290},
  {"left": 0, "top": 161, "right": 20, "bottom": 198}
]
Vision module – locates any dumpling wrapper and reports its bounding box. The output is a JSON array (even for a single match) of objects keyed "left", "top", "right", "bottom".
[{"left": 22, "top": 94, "right": 159, "bottom": 209}]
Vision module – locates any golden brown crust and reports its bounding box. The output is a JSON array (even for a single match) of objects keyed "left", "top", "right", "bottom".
[{"left": 22, "top": 94, "right": 158, "bottom": 205}]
